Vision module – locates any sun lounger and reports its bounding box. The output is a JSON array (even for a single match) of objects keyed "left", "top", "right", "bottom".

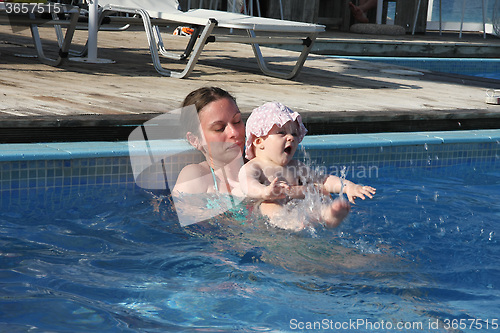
[
  {"left": 0, "top": 2, "right": 79, "bottom": 66},
  {"left": 96, "top": 0, "right": 325, "bottom": 79}
]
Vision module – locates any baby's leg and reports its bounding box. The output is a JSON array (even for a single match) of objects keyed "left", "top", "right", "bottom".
[
  {"left": 320, "top": 199, "right": 350, "bottom": 228},
  {"left": 259, "top": 202, "right": 304, "bottom": 231}
]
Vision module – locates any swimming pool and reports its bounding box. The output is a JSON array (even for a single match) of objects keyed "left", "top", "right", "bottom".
[
  {"left": 333, "top": 56, "right": 500, "bottom": 81},
  {"left": 1, "top": 130, "right": 499, "bottom": 332}
]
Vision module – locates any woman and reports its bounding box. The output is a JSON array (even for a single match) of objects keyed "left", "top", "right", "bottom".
[{"left": 173, "top": 86, "right": 246, "bottom": 197}]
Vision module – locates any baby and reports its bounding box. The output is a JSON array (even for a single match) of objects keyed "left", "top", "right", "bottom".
[{"left": 239, "top": 102, "right": 376, "bottom": 230}]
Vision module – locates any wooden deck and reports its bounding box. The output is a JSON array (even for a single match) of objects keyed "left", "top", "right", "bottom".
[{"left": 1, "top": 23, "right": 499, "bottom": 142}]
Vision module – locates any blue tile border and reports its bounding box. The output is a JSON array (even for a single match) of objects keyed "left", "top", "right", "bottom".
[
  {"left": 0, "top": 130, "right": 499, "bottom": 161},
  {"left": 0, "top": 130, "right": 498, "bottom": 198},
  {"left": 302, "top": 130, "right": 500, "bottom": 149}
]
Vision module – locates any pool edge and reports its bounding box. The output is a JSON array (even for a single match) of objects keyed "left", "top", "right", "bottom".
[{"left": 0, "top": 129, "right": 499, "bottom": 162}]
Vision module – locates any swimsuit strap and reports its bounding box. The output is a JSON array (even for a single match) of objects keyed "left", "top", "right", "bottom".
[
  {"left": 209, "top": 166, "right": 235, "bottom": 200},
  {"left": 209, "top": 166, "right": 219, "bottom": 192},
  {"left": 209, "top": 165, "right": 237, "bottom": 209}
]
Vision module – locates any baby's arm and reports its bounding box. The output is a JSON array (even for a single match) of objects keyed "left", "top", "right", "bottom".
[
  {"left": 343, "top": 181, "right": 376, "bottom": 203},
  {"left": 239, "top": 163, "right": 289, "bottom": 200},
  {"left": 322, "top": 175, "right": 376, "bottom": 203}
]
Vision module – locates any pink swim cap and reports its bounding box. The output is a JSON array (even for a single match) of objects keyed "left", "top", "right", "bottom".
[{"left": 245, "top": 102, "right": 307, "bottom": 160}]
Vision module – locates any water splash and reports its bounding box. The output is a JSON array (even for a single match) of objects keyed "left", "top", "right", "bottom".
[
  {"left": 339, "top": 166, "right": 347, "bottom": 201},
  {"left": 298, "top": 144, "right": 312, "bottom": 165}
]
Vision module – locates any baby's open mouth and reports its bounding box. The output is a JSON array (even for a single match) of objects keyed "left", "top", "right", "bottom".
[{"left": 284, "top": 146, "right": 292, "bottom": 154}]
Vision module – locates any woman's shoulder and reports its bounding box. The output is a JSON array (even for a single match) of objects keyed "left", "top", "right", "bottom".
[
  {"left": 173, "top": 162, "right": 211, "bottom": 194},
  {"left": 178, "top": 162, "right": 210, "bottom": 178}
]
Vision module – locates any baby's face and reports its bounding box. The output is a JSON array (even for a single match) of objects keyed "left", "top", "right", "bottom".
[{"left": 259, "top": 121, "right": 300, "bottom": 166}]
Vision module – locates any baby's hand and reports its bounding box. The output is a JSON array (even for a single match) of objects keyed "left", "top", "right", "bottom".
[
  {"left": 263, "top": 177, "right": 289, "bottom": 200},
  {"left": 344, "top": 183, "right": 376, "bottom": 204}
]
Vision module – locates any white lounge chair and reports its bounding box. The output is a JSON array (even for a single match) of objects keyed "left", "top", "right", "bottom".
[
  {"left": 0, "top": 2, "right": 79, "bottom": 66},
  {"left": 96, "top": 0, "right": 325, "bottom": 79}
]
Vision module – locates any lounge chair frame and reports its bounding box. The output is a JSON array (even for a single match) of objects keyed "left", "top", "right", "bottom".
[
  {"left": 95, "top": 3, "right": 324, "bottom": 79},
  {"left": 0, "top": 3, "right": 79, "bottom": 66}
]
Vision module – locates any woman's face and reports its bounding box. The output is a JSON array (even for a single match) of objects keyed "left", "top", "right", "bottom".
[{"left": 195, "top": 97, "right": 245, "bottom": 163}]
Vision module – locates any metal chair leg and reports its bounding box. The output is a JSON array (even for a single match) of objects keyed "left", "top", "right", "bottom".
[
  {"left": 482, "top": 0, "right": 486, "bottom": 38},
  {"left": 411, "top": 0, "right": 421, "bottom": 35},
  {"left": 459, "top": 0, "right": 465, "bottom": 38},
  {"left": 458, "top": 0, "right": 485, "bottom": 38},
  {"left": 439, "top": 0, "right": 442, "bottom": 35}
]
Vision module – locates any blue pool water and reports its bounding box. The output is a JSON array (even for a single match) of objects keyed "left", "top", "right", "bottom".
[
  {"left": 1, "top": 131, "right": 499, "bottom": 332},
  {"left": 333, "top": 56, "right": 500, "bottom": 81}
]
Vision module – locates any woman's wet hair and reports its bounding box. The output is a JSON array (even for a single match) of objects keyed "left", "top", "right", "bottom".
[{"left": 180, "top": 87, "right": 237, "bottom": 136}]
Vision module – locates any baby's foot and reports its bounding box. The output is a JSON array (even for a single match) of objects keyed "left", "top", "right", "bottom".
[{"left": 321, "top": 199, "right": 350, "bottom": 228}]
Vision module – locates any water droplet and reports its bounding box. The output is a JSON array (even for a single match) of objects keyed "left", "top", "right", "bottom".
[
  {"left": 433, "top": 192, "right": 439, "bottom": 201},
  {"left": 489, "top": 231, "right": 495, "bottom": 241},
  {"left": 339, "top": 166, "right": 347, "bottom": 201},
  {"left": 424, "top": 143, "right": 428, "bottom": 151}
]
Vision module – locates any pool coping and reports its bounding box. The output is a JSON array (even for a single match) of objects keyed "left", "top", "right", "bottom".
[{"left": 0, "top": 129, "right": 499, "bottom": 162}]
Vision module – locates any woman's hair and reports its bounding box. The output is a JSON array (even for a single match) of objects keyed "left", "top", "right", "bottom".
[{"left": 180, "top": 87, "right": 236, "bottom": 136}]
